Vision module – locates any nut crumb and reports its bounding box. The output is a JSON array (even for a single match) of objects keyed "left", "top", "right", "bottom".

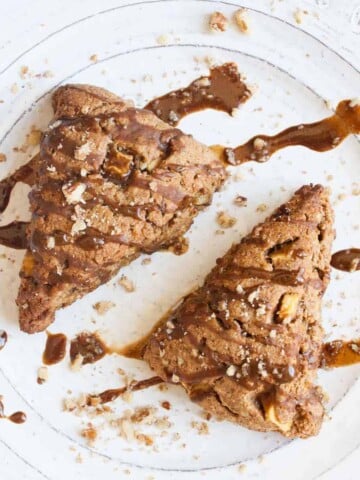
[
  {"left": 10, "top": 83, "right": 19, "bottom": 94},
  {"left": 216, "top": 211, "right": 237, "bottom": 228},
  {"left": 93, "top": 300, "right": 116, "bottom": 315},
  {"left": 238, "top": 463, "right": 247, "bottom": 473},
  {"left": 90, "top": 54, "right": 98, "bottom": 62},
  {"left": 191, "top": 421, "right": 209, "bottom": 435},
  {"left": 209, "top": 11, "right": 228, "bottom": 32},
  {"left": 71, "top": 353, "right": 84, "bottom": 371},
  {"left": 0, "top": 153, "right": 6, "bottom": 163},
  {"left": 256, "top": 203, "right": 267, "bottom": 213},
  {"left": 81, "top": 425, "right": 98, "bottom": 445},
  {"left": 141, "top": 257, "right": 152, "bottom": 265},
  {"left": 234, "top": 8, "right": 250, "bottom": 33},
  {"left": 234, "top": 195, "right": 247, "bottom": 207},
  {"left": 37, "top": 366, "right": 49, "bottom": 384},
  {"left": 19, "top": 65, "right": 29, "bottom": 79},
  {"left": 118, "top": 275, "right": 135, "bottom": 292}
]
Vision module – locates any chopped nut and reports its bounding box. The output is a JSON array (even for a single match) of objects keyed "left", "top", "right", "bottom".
[
  {"left": 10, "top": 83, "right": 19, "bottom": 94},
  {"left": 256, "top": 203, "right": 267, "bottom": 213},
  {"left": 71, "top": 353, "right": 84, "bottom": 371},
  {"left": 191, "top": 421, "right": 209, "bottom": 435},
  {"left": 74, "top": 142, "right": 92, "bottom": 161},
  {"left": 293, "top": 9, "right": 303, "bottom": 24},
  {"left": 234, "top": 195, "right": 247, "bottom": 207},
  {"left": 93, "top": 300, "right": 115, "bottom": 315},
  {"left": 81, "top": 425, "right": 98, "bottom": 445},
  {"left": 118, "top": 275, "right": 135, "bottom": 292},
  {"left": 226, "top": 364, "right": 237, "bottom": 376},
  {"left": 253, "top": 137, "right": 267, "bottom": 151},
  {"left": 209, "top": 11, "right": 228, "bottom": 32},
  {"left": 19, "top": 66, "right": 29, "bottom": 79},
  {"left": 156, "top": 34, "right": 169, "bottom": 45},
  {"left": 62, "top": 182, "right": 86, "bottom": 205},
  {"left": 71, "top": 218, "right": 87, "bottom": 235},
  {"left": 234, "top": 8, "right": 250, "bottom": 33},
  {"left": 264, "top": 403, "right": 292, "bottom": 432},
  {"left": 276, "top": 293, "right": 299, "bottom": 323},
  {"left": 46, "top": 236, "right": 55, "bottom": 249},
  {"left": 216, "top": 211, "right": 237, "bottom": 228},
  {"left": 37, "top": 366, "right": 49, "bottom": 384}
]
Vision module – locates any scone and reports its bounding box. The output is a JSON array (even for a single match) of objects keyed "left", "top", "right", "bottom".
[{"left": 144, "top": 185, "right": 334, "bottom": 438}]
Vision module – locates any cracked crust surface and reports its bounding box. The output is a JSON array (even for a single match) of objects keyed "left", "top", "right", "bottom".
[
  {"left": 17, "top": 84, "right": 226, "bottom": 333},
  {"left": 144, "top": 185, "right": 334, "bottom": 438}
]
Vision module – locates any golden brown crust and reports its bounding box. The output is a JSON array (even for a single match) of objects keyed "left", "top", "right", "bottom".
[
  {"left": 144, "top": 185, "right": 334, "bottom": 438},
  {"left": 17, "top": 85, "right": 226, "bottom": 333}
]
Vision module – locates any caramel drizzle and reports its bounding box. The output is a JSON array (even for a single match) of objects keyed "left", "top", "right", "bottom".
[
  {"left": 86, "top": 376, "right": 163, "bottom": 405},
  {"left": 42, "top": 332, "right": 67, "bottom": 365},
  {"left": 0, "top": 398, "right": 26, "bottom": 424},
  {"left": 322, "top": 339, "right": 360, "bottom": 368},
  {"left": 331, "top": 248, "right": 360, "bottom": 272},
  {"left": 145, "top": 63, "right": 251, "bottom": 125},
  {"left": 222, "top": 99, "right": 360, "bottom": 165}
]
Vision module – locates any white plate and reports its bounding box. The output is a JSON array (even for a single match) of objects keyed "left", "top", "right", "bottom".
[{"left": 0, "top": 1, "right": 359, "bottom": 479}]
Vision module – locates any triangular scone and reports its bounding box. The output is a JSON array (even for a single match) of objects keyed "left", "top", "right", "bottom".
[
  {"left": 17, "top": 85, "right": 226, "bottom": 333},
  {"left": 144, "top": 185, "right": 334, "bottom": 438}
]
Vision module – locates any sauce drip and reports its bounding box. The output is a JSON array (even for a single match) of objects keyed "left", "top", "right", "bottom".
[
  {"left": 221, "top": 99, "right": 360, "bottom": 165},
  {"left": 87, "top": 376, "right": 163, "bottom": 405},
  {"left": 70, "top": 332, "right": 108, "bottom": 365},
  {"left": 0, "top": 156, "right": 37, "bottom": 214},
  {"left": 0, "top": 330, "right": 7, "bottom": 351},
  {"left": 331, "top": 248, "right": 360, "bottom": 272},
  {"left": 42, "top": 332, "right": 67, "bottom": 365},
  {"left": 0, "top": 397, "right": 27, "bottom": 424},
  {"left": 145, "top": 63, "right": 251, "bottom": 125},
  {"left": 322, "top": 339, "right": 360, "bottom": 368},
  {"left": 0, "top": 221, "right": 29, "bottom": 249}
]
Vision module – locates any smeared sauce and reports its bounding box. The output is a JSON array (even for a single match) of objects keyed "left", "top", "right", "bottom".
[
  {"left": 0, "top": 330, "right": 7, "bottom": 351},
  {"left": 145, "top": 63, "right": 251, "bottom": 125},
  {"left": 322, "top": 339, "right": 360, "bottom": 368},
  {"left": 42, "top": 332, "right": 67, "bottom": 365},
  {"left": 87, "top": 376, "right": 163, "bottom": 405},
  {"left": 0, "top": 397, "right": 26, "bottom": 424},
  {"left": 70, "top": 332, "right": 108, "bottom": 365},
  {"left": 221, "top": 99, "right": 360, "bottom": 165},
  {"left": 0, "top": 155, "right": 37, "bottom": 214},
  {"left": 0, "top": 221, "right": 29, "bottom": 249},
  {"left": 331, "top": 248, "right": 360, "bottom": 272}
]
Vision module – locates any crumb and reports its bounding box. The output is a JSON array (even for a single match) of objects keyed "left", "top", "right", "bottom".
[
  {"left": 75, "top": 453, "right": 83, "bottom": 463},
  {"left": 337, "top": 193, "right": 346, "bottom": 202},
  {"left": 141, "top": 257, "right": 152, "bottom": 265},
  {"left": 117, "top": 275, "right": 135, "bottom": 293},
  {"left": 238, "top": 463, "right": 247, "bottom": 473},
  {"left": 209, "top": 11, "right": 228, "bottom": 32},
  {"left": 90, "top": 54, "right": 98, "bottom": 62},
  {"left": 81, "top": 425, "right": 98, "bottom": 445},
  {"left": 70, "top": 353, "right": 84, "bottom": 371},
  {"left": 216, "top": 211, "right": 237, "bottom": 228},
  {"left": 168, "top": 237, "right": 189, "bottom": 255},
  {"left": 156, "top": 34, "right": 169, "bottom": 45},
  {"left": 19, "top": 65, "right": 29, "bottom": 79},
  {"left": 256, "top": 203, "right": 267, "bottom": 213},
  {"left": 234, "top": 8, "right": 250, "bottom": 33},
  {"left": 37, "top": 366, "right": 49, "bottom": 384},
  {"left": 326, "top": 174, "right": 334, "bottom": 181},
  {"left": 191, "top": 421, "right": 209, "bottom": 435},
  {"left": 294, "top": 8, "right": 303, "bottom": 25},
  {"left": 234, "top": 195, "right": 247, "bottom": 207},
  {"left": 161, "top": 401, "right": 171, "bottom": 410},
  {"left": 10, "top": 83, "right": 19, "bottom": 94},
  {"left": 27, "top": 128, "right": 42, "bottom": 146},
  {"left": 215, "top": 229, "right": 225, "bottom": 235},
  {"left": 93, "top": 300, "right": 115, "bottom": 314},
  {"left": 0, "top": 153, "right": 6, "bottom": 163}
]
